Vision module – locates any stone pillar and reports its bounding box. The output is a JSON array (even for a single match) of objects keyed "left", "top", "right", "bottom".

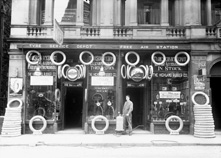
[
  {"left": 76, "top": 0, "right": 84, "bottom": 26},
  {"left": 206, "top": 0, "right": 212, "bottom": 26},
  {"left": 129, "top": 0, "right": 137, "bottom": 26},
  {"left": 174, "top": 0, "right": 181, "bottom": 26},
  {"left": 116, "top": 52, "right": 123, "bottom": 116},
  {"left": 161, "top": 0, "right": 169, "bottom": 26},
  {"left": 29, "top": 0, "right": 38, "bottom": 25},
  {"left": 125, "top": 0, "right": 130, "bottom": 26},
  {"left": 44, "top": 0, "right": 53, "bottom": 25},
  {"left": 114, "top": 0, "right": 122, "bottom": 26}
]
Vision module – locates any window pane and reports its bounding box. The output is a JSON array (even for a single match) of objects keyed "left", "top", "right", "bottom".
[
  {"left": 54, "top": 0, "right": 77, "bottom": 24},
  {"left": 138, "top": 0, "right": 161, "bottom": 25},
  {"left": 212, "top": 0, "right": 221, "bottom": 25}
]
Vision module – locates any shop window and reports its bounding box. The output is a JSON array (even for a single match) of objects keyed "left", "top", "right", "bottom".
[
  {"left": 138, "top": 0, "right": 161, "bottom": 25},
  {"left": 26, "top": 55, "right": 57, "bottom": 121},
  {"left": 86, "top": 54, "right": 117, "bottom": 121},
  {"left": 29, "top": 0, "right": 45, "bottom": 25},
  {"left": 151, "top": 54, "right": 189, "bottom": 122}
]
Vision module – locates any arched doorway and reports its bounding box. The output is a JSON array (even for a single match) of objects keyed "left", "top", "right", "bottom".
[{"left": 210, "top": 60, "right": 221, "bottom": 130}]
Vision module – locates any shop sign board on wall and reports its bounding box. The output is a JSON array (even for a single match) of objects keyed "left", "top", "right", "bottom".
[
  {"left": 9, "top": 78, "right": 23, "bottom": 96},
  {"left": 30, "top": 76, "right": 53, "bottom": 86},
  {"left": 91, "top": 76, "right": 114, "bottom": 86},
  {"left": 159, "top": 91, "right": 181, "bottom": 99}
]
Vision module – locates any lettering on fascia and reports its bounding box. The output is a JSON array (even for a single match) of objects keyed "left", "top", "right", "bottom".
[
  {"left": 49, "top": 44, "right": 69, "bottom": 48},
  {"left": 156, "top": 45, "right": 179, "bottom": 49},
  {"left": 120, "top": 45, "right": 132, "bottom": 49},
  {"left": 77, "top": 45, "right": 93, "bottom": 48},
  {"left": 140, "top": 46, "right": 149, "bottom": 49},
  {"left": 29, "top": 44, "right": 42, "bottom": 48}
]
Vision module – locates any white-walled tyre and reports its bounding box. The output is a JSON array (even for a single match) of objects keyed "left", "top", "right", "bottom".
[
  {"left": 55, "top": 89, "right": 61, "bottom": 102},
  {"left": 7, "top": 98, "right": 23, "bottom": 109},
  {"left": 151, "top": 51, "right": 166, "bottom": 66},
  {"left": 91, "top": 115, "right": 109, "bottom": 134},
  {"left": 79, "top": 51, "right": 94, "bottom": 65},
  {"left": 50, "top": 51, "right": 66, "bottom": 66},
  {"left": 121, "top": 64, "right": 127, "bottom": 79},
  {"left": 61, "top": 64, "right": 70, "bottom": 79},
  {"left": 26, "top": 50, "right": 42, "bottom": 65},
  {"left": 125, "top": 51, "right": 140, "bottom": 66},
  {"left": 192, "top": 92, "right": 210, "bottom": 106},
  {"left": 29, "top": 115, "right": 47, "bottom": 135},
  {"left": 101, "top": 52, "right": 116, "bottom": 67},
  {"left": 165, "top": 115, "right": 183, "bottom": 135},
  {"left": 174, "top": 52, "right": 190, "bottom": 66}
]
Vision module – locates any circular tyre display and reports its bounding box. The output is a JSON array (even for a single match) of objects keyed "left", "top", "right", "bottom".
[
  {"left": 26, "top": 50, "right": 42, "bottom": 65},
  {"left": 192, "top": 92, "right": 210, "bottom": 106},
  {"left": 29, "top": 115, "right": 47, "bottom": 135},
  {"left": 91, "top": 115, "right": 109, "bottom": 134},
  {"left": 79, "top": 51, "right": 94, "bottom": 65},
  {"left": 50, "top": 51, "right": 66, "bottom": 66},
  {"left": 125, "top": 51, "right": 140, "bottom": 66},
  {"left": 101, "top": 52, "right": 116, "bottom": 67},
  {"left": 174, "top": 52, "right": 190, "bottom": 66},
  {"left": 165, "top": 115, "right": 183, "bottom": 135},
  {"left": 7, "top": 99, "right": 23, "bottom": 109},
  {"left": 151, "top": 51, "right": 166, "bottom": 66}
]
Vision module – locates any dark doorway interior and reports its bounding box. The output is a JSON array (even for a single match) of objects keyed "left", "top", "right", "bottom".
[
  {"left": 126, "top": 88, "right": 144, "bottom": 128},
  {"left": 210, "top": 77, "right": 221, "bottom": 129},
  {"left": 64, "top": 87, "right": 83, "bottom": 129}
]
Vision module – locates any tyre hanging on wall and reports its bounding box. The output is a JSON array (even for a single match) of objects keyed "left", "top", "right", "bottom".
[
  {"left": 101, "top": 52, "right": 116, "bottom": 67},
  {"left": 26, "top": 50, "right": 42, "bottom": 65},
  {"left": 174, "top": 51, "right": 190, "bottom": 66},
  {"left": 50, "top": 51, "right": 66, "bottom": 66},
  {"left": 125, "top": 51, "right": 140, "bottom": 66},
  {"left": 121, "top": 64, "right": 127, "bottom": 79},
  {"left": 151, "top": 51, "right": 166, "bottom": 66},
  {"left": 7, "top": 98, "right": 23, "bottom": 109},
  {"left": 79, "top": 51, "right": 94, "bottom": 65}
]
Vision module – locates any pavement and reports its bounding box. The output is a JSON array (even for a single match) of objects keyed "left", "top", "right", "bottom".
[{"left": 0, "top": 130, "right": 221, "bottom": 147}]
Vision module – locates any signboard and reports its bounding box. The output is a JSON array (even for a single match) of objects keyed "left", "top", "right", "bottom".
[
  {"left": 91, "top": 76, "right": 114, "bottom": 86},
  {"left": 53, "top": 19, "right": 64, "bottom": 46},
  {"left": 130, "top": 67, "right": 145, "bottom": 82},
  {"left": 30, "top": 76, "right": 53, "bottom": 86},
  {"left": 17, "top": 43, "right": 191, "bottom": 50},
  {"left": 159, "top": 91, "right": 181, "bottom": 99}
]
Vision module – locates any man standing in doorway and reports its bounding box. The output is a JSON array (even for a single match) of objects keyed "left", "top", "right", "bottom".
[{"left": 123, "top": 95, "right": 133, "bottom": 135}]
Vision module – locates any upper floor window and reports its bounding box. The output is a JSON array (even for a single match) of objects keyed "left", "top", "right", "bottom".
[
  {"left": 54, "top": 0, "right": 77, "bottom": 24},
  {"left": 138, "top": 0, "right": 161, "bottom": 25},
  {"left": 201, "top": 0, "right": 221, "bottom": 26},
  {"left": 211, "top": 0, "right": 221, "bottom": 25}
]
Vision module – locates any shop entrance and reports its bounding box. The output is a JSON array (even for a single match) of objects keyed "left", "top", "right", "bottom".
[
  {"left": 64, "top": 87, "right": 83, "bottom": 129},
  {"left": 126, "top": 88, "right": 145, "bottom": 128},
  {"left": 210, "top": 77, "right": 221, "bottom": 130}
]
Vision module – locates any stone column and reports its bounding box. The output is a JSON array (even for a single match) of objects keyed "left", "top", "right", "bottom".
[
  {"left": 174, "top": 0, "right": 181, "bottom": 26},
  {"left": 44, "top": 0, "right": 53, "bottom": 25},
  {"left": 125, "top": 0, "right": 130, "bottom": 26},
  {"left": 206, "top": 0, "right": 212, "bottom": 26},
  {"left": 29, "top": 0, "right": 38, "bottom": 25},
  {"left": 184, "top": 0, "right": 201, "bottom": 26},
  {"left": 11, "top": 0, "right": 29, "bottom": 25},
  {"left": 161, "top": 0, "right": 169, "bottom": 26},
  {"left": 114, "top": 0, "right": 122, "bottom": 26},
  {"left": 129, "top": 0, "right": 137, "bottom": 26},
  {"left": 76, "top": 0, "right": 84, "bottom": 26}
]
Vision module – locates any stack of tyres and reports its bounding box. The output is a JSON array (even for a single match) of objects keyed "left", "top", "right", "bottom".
[
  {"left": 193, "top": 105, "right": 215, "bottom": 138},
  {"left": 192, "top": 91, "right": 215, "bottom": 138},
  {"left": 1, "top": 99, "right": 22, "bottom": 137}
]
